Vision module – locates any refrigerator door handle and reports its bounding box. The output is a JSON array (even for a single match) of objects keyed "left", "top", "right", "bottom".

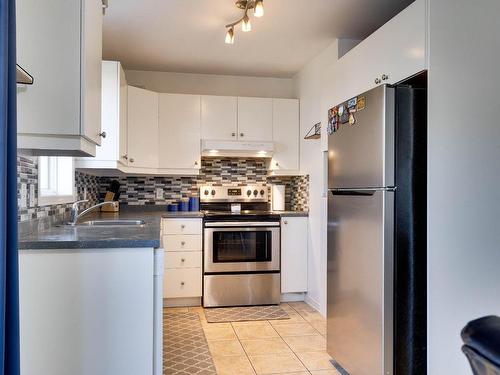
[{"left": 329, "top": 187, "right": 396, "bottom": 196}]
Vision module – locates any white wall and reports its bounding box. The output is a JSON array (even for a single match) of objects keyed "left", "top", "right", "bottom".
[
  {"left": 427, "top": 0, "right": 500, "bottom": 374},
  {"left": 125, "top": 70, "right": 294, "bottom": 98},
  {"left": 292, "top": 40, "right": 338, "bottom": 316}
]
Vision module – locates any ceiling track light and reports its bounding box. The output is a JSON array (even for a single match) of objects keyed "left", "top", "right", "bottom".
[{"left": 224, "top": 0, "right": 264, "bottom": 44}]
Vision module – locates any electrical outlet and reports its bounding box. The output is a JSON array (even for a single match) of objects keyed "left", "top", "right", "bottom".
[{"left": 155, "top": 188, "right": 164, "bottom": 200}]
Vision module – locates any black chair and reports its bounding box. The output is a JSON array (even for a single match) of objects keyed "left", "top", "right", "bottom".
[{"left": 462, "top": 316, "right": 500, "bottom": 375}]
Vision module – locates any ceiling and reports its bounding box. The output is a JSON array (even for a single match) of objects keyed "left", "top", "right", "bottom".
[{"left": 102, "top": 0, "right": 414, "bottom": 78}]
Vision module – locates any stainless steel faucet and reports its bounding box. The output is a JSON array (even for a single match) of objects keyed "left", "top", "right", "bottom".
[{"left": 68, "top": 200, "right": 116, "bottom": 226}]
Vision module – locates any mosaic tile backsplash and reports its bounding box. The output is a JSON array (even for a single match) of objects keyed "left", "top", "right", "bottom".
[
  {"left": 17, "top": 157, "right": 308, "bottom": 223},
  {"left": 98, "top": 158, "right": 309, "bottom": 211},
  {"left": 17, "top": 156, "right": 100, "bottom": 222}
]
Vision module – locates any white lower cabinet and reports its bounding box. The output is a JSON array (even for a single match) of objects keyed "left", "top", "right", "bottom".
[
  {"left": 281, "top": 216, "right": 308, "bottom": 293},
  {"left": 161, "top": 218, "right": 203, "bottom": 300}
]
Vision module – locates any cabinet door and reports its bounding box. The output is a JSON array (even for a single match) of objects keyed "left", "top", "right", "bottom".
[
  {"left": 127, "top": 86, "right": 159, "bottom": 168},
  {"left": 118, "top": 65, "right": 128, "bottom": 165},
  {"left": 271, "top": 99, "right": 300, "bottom": 172},
  {"left": 81, "top": 0, "right": 103, "bottom": 145},
  {"left": 281, "top": 217, "right": 308, "bottom": 293},
  {"left": 201, "top": 96, "right": 238, "bottom": 141},
  {"left": 158, "top": 94, "right": 201, "bottom": 170},
  {"left": 16, "top": 0, "right": 81, "bottom": 136},
  {"left": 237, "top": 97, "right": 273, "bottom": 141},
  {"left": 95, "top": 61, "right": 119, "bottom": 161}
]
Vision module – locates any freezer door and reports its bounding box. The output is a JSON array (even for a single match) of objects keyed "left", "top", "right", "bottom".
[
  {"left": 327, "top": 189, "right": 394, "bottom": 375},
  {"left": 328, "top": 85, "right": 395, "bottom": 189}
]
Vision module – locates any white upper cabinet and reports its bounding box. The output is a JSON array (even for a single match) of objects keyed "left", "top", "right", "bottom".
[
  {"left": 158, "top": 94, "right": 201, "bottom": 172},
  {"left": 16, "top": 0, "right": 103, "bottom": 156},
  {"left": 270, "top": 99, "right": 300, "bottom": 174},
  {"left": 237, "top": 97, "right": 273, "bottom": 141},
  {"left": 201, "top": 96, "right": 238, "bottom": 141},
  {"left": 127, "top": 86, "right": 159, "bottom": 169}
]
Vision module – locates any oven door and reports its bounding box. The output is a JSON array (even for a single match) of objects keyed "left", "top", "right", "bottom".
[{"left": 204, "top": 222, "right": 280, "bottom": 273}]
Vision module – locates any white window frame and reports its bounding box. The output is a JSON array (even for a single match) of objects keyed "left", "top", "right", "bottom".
[{"left": 38, "top": 156, "right": 76, "bottom": 206}]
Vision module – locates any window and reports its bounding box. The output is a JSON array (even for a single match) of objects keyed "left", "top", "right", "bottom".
[{"left": 38, "top": 156, "right": 75, "bottom": 205}]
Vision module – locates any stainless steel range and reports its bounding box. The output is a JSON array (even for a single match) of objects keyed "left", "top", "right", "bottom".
[{"left": 201, "top": 185, "right": 281, "bottom": 307}]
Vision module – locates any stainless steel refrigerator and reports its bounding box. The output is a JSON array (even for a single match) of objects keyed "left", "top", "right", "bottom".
[{"left": 327, "top": 83, "right": 427, "bottom": 375}]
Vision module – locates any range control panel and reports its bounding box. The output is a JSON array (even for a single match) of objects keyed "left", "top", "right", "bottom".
[{"left": 199, "top": 185, "right": 268, "bottom": 203}]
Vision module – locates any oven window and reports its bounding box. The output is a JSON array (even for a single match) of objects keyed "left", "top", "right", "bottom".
[{"left": 213, "top": 231, "right": 272, "bottom": 263}]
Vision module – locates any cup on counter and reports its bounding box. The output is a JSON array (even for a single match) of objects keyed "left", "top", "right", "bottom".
[
  {"left": 167, "top": 203, "right": 178, "bottom": 212},
  {"left": 179, "top": 199, "right": 189, "bottom": 212},
  {"left": 189, "top": 197, "right": 200, "bottom": 211}
]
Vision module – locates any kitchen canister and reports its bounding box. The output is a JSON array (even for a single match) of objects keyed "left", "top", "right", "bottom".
[
  {"left": 167, "top": 203, "right": 178, "bottom": 212},
  {"left": 189, "top": 197, "right": 200, "bottom": 211},
  {"left": 271, "top": 185, "right": 286, "bottom": 211},
  {"left": 179, "top": 199, "right": 189, "bottom": 212}
]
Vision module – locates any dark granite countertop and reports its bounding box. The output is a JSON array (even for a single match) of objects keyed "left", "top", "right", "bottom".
[{"left": 18, "top": 208, "right": 308, "bottom": 250}]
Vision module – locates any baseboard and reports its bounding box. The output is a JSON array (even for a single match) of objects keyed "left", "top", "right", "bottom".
[
  {"left": 304, "top": 294, "right": 323, "bottom": 314},
  {"left": 281, "top": 293, "right": 306, "bottom": 302},
  {"left": 163, "top": 297, "right": 201, "bottom": 307}
]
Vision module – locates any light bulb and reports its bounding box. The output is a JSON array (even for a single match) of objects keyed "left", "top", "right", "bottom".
[
  {"left": 225, "top": 27, "right": 234, "bottom": 44},
  {"left": 254, "top": 0, "right": 264, "bottom": 17},
  {"left": 242, "top": 15, "right": 251, "bottom": 32}
]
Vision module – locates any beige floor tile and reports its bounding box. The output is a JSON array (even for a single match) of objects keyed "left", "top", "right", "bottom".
[
  {"left": 232, "top": 321, "right": 279, "bottom": 340},
  {"left": 270, "top": 311, "right": 307, "bottom": 325},
  {"left": 288, "top": 301, "right": 317, "bottom": 313},
  {"left": 212, "top": 355, "right": 256, "bottom": 375},
  {"left": 310, "top": 370, "right": 340, "bottom": 375},
  {"left": 273, "top": 322, "right": 318, "bottom": 337},
  {"left": 311, "top": 321, "right": 327, "bottom": 336},
  {"left": 163, "top": 307, "right": 189, "bottom": 313},
  {"left": 283, "top": 334, "right": 326, "bottom": 353},
  {"left": 249, "top": 353, "right": 307, "bottom": 374},
  {"left": 207, "top": 339, "right": 245, "bottom": 356},
  {"left": 299, "top": 310, "right": 326, "bottom": 323},
  {"left": 240, "top": 337, "right": 292, "bottom": 356},
  {"left": 202, "top": 322, "right": 237, "bottom": 340},
  {"left": 296, "top": 352, "right": 336, "bottom": 371}
]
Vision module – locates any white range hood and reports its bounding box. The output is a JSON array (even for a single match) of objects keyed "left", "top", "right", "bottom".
[{"left": 201, "top": 140, "right": 274, "bottom": 158}]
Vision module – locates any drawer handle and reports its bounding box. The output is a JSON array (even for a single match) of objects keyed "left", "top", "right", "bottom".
[
  {"left": 181, "top": 225, "right": 186, "bottom": 229},
  {"left": 181, "top": 281, "right": 185, "bottom": 286},
  {"left": 181, "top": 241, "right": 186, "bottom": 246},
  {"left": 284, "top": 220, "right": 288, "bottom": 225},
  {"left": 181, "top": 258, "right": 186, "bottom": 262}
]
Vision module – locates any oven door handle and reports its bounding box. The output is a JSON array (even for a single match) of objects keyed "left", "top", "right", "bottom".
[{"left": 204, "top": 221, "right": 280, "bottom": 227}]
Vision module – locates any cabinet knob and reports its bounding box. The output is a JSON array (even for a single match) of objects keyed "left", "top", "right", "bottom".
[
  {"left": 381, "top": 74, "right": 389, "bottom": 81},
  {"left": 275, "top": 162, "right": 279, "bottom": 166},
  {"left": 181, "top": 281, "right": 185, "bottom": 286},
  {"left": 99, "top": 131, "right": 107, "bottom": 138},
  {"left": 284, "top": 220, "right": 288, "bottom": 225},
  {"left": 122, "top": 154, "right": 128, "bottom": 160},
  {"left": 231, "top": 132, "right": 236, "bottom": 137},
  {"left": 181, "top": 241, "right": 186, "bottom": 246},
  {"left": 181, "top": 225, "right": 185, "bottom": 229},
  {"left": 194, "top": 161, "right": 198, "bottom": 166},
  {"left": 374, "top": 78, "right": 381, "bottom": 84},
  {"left": 181, "top": 258, "right": 185, "bottom": 262},
  {"left": 240, "top": 133, "right": 244, "bottom": 137},
  {"left": 129, "top": 158, "right": 134, "bottom": 163}
]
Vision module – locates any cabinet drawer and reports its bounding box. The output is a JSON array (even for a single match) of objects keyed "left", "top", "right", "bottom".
[
  {"left": 164, "top": 268, "right": 202, "bottom": 298},
  {"left": 165, "top": 252, "right": 202, "bottom": 269},
  {"left": 162, "top": 219, "right": 201, "bottom": 235},
  {"left": 162, "top": 235, "right": 202, "bottom": 251}
]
